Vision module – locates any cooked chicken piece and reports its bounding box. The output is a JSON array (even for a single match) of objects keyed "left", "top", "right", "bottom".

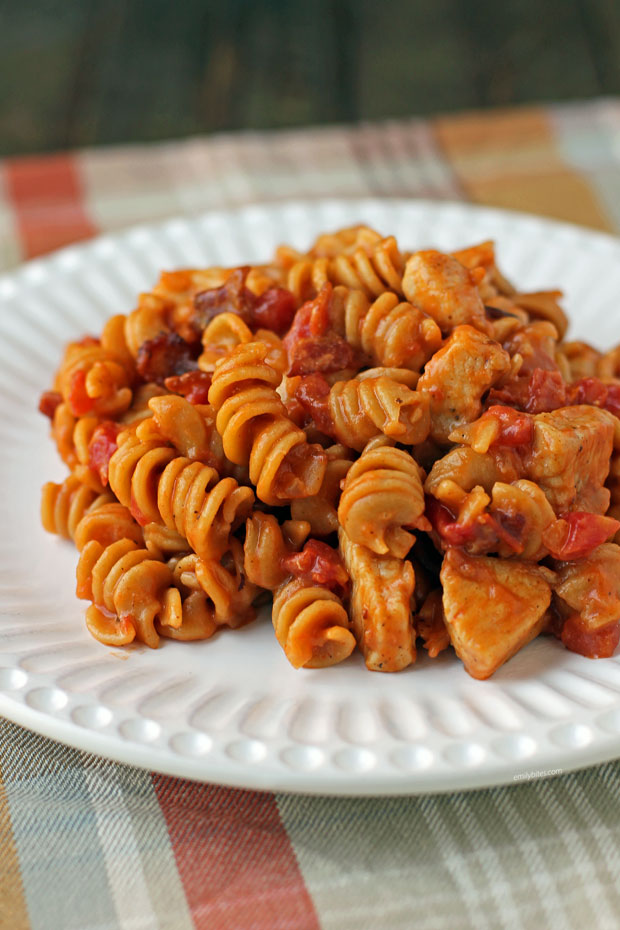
[
  {"left": 553, "top": 543, "right": 620, "bottom": 631},
  {"left": 440, "top": 548, "right": 552, "bottom": 679},
  {"left": 417, "top": 325, "right": 511, "bottom": 445},
  {"left": 339, "top": 528, "right": 415, "bottom": 671},
  {"left": 402, "top": 250, "right": 492, "bottom": 334},
  {"left": 524, "top": 406, "right": 615, "bottom": 515}
]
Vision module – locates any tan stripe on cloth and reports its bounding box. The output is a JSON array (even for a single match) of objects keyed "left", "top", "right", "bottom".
[
  {"left": 434, "top": 105, "right": 615, "bottom": 232},
  {"left": 0, "top": 767, "right": 30, "bottom": 930}
]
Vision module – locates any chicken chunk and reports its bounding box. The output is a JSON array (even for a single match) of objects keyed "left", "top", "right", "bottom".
[
  {"left": 553, "top": 543, "right": 620, "bottom": 631},
  {"left": 440, "top": 548, "right": 552, "bottom": 679},
  {"left": 524, "top": 405, "right": 615, "bottom": 515},
  {"left": 339, "top": 528, "right": 415, "bottom": 671},
  {"left": 403, "top": 250, "right": 492, "bottom": 334},
  {"left": 417, "top": 326, "right": 512, "bottom": 444}
]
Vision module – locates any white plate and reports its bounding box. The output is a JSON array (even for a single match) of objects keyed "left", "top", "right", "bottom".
[{"left": 2, "top": 198, "right": 620, "bottom": 796}]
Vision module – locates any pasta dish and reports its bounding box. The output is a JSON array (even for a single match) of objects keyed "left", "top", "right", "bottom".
[{"left": 38, "top": 226, "right": 620, "bottom": 679}]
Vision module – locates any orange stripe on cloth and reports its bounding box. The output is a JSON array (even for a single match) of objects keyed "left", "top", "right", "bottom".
[
  {"left": 3, "top": 154, "right": 97, "bottom": 259},
  {"left": 434, "top": 106, "right": 614, "bottom": 232},
  {"left": 152, "top": 777, "right": 319, "bottom": 930},
  {"left": 0, "top": 768, "right": 30, "bottom": 930}
]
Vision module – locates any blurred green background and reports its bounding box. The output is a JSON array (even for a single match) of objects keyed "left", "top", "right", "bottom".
[{"left": 1, "top": 0, "right": 620, "bottom": 157}]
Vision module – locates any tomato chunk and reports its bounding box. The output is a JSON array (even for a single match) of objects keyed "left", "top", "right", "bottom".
[
  {"left": 288, "top": 334, "right": 358, "bottom": 377},
  {"left": 283, "top": 283, "right": 332, "bottom": 356},
  {"left": 295, "top": 373, "right": 334, "bottom": 435},
  {"left": 39, "top": 390, "right": 63, "bottom": 419},
  {"left": 165, "top": 370, "right": 212, "bottom": 404},
  {"left": 88, "top": 421, "right": 120, "bottom": 486},
  {"left": 281, "top": 539, "right": 349, "bottom": 597},
  {"left": 252, "top": 287, "right": 297, "bottom": 334},
  {"left": 543, "top": 512, "right": 620, "bottom": 560},
  {"left": 481, "top": 405, "right": 534, "bottom": 447},
  {"left": 67, "top": 369, "right": 95, "bottom": 416},
  {"left": 561, "top": 617, "right": 620, "bottom": 658}
]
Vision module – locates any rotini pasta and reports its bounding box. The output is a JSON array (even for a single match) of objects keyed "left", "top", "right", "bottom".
[
  {"left": 39, "top": 223, "right": 620, "bottom": 677},
  {"left": 208, "top": 341, "right": 327, "bottom": 504}
]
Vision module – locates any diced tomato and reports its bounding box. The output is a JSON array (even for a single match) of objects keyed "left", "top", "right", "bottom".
[
  {"left": 67, "top": 369, "right": 95, "bottom": 416},
  {"left": 288, "top": 334, "right": 358, "bottom": 377},
  {"left": 192, "top": 267, "right": 253, "bottom": 330},
  {"left": 252, "top": 287, "right": 297, "bottom": 334},
  {"left": 604, "top": 383, "right": 620, "bottom": 417},
  {"left": 489, "top": 369, "right": 566, "bottom": 414},
  {"left": 543, "top": 512, "right": 620, "bottom": 561},
  {"left": 38, "top": 390, "right": 63, "bottom": 420},
  {"left": 165, "top": 370, "right": 212, "bottom": 404},
  {"left": 566, "top": 377, "right": 620, "bottom": 419},
  {"left": 88, "top": 421, "right": 120, "bottom": 486},
  {"left": 566, "top": 377, "right": 609, "bottom": 407},
  {"left": 295, "top": 373, "right": 334, "bottom": 435},
  {"left": 281, "top": 539, "right": 349, "bottom": 597},
  {"left": 561, "top": 616, "right": 620, "bottom": 658},
  {"left": 482, "top": 405, "right": 534, "bottom": 447},
  {"left": 425, "top": 495, "right": 523, "bottom": 553},
  {"left": 282, "top": 283, "right": 332, "bottom": 356}
]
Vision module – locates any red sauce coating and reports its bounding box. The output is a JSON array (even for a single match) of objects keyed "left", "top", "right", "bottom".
[
  {"left": 561, "top": 616, "right": 620, "bottom": 659},
  {"left": 67, "top": 369, "right": 95, "bottom": 416},
  {"left": 543, "top": 512, "right": 620, "bottom": 560},
  {"left": 88, "top": 421, "right": 120, "bottom": 486},
  {"left": 38, "top": 390, "right": 63, "bottom": 420},
  {"left": 165, "top": 370, "right": 212, "bottom": 404},
  {"left": 281, "top": 539, "right": 349, "bottom": 597}
]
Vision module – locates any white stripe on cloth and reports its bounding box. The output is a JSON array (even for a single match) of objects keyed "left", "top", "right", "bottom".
[
  {"left": 536, "top": 778, "right": 617, "bottom": 927},
  {"left": 83, "top": 764, "right": 194, "bottom": 930},
  {"left": 84, "top": 765, "right": 157, "bottom": 930}
]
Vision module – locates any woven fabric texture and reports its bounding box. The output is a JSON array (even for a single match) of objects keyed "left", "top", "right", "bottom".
[{"left": 2, "top": 99, "right": 620, "bottom": 930}]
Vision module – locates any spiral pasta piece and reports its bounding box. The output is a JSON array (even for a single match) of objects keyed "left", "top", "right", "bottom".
[
  {"left": 272, "top": 577, "right": 354, "bottom": 669},
  {"left": 136, "top": 394, "right": 226, "bottom": 469},
  {"left": 291, "top": 444, "right": 352, "bottom": 536},
  {"left": 329, "top": 287, "right": 442, "bottom": 372},
  {"left": 56, "top": 333, "right": 133, "bottom": 418},
  {"left": 159, "top": 540, "right": 259, "bottom": 641},
  {"left": 338, "top": 441, "right": 426, "bottom": 558},
  {"left": 41, "top": 475, "right": 114, "bottom": 541},
  {"left": 327, "top": 375, "right": 431, "bottom": 451},
  {"left": 108, "top": 434, "right": 254, "bottom": 559},
  {"left": 76, "top": 538, "right": 175, "bottom": 647},
  {"left": 279, "top": 233, "right": 405, "bottom": 302},
  {"left": 208, "top": 342, "right": 326, "bottom": 505},
  {"left": 198, "top": 311, "right": 287, "bottom": 375},
  {"left": 74, "top": 501, "right": 144, "bottom": 551}
]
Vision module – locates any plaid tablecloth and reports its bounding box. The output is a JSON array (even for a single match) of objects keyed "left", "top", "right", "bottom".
[{"left": 2, "top": 99, "right": 620, "bottom": 930}]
